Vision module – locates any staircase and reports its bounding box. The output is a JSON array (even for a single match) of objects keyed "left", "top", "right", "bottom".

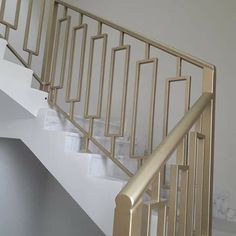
[{"left": 0, "top": 0, "right": 216, "bottom": 236}]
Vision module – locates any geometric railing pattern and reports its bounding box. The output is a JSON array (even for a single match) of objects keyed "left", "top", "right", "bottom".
[{"left": 0, "top": 0, "right": 216, "bottom": 235}]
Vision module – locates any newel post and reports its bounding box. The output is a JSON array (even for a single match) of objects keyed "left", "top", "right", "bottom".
[
  {"left": 113, "top": 195, "right": 143, "bottom": 236},
  {"left": 201, "top": 66, "right": 216, "bottom": 236}
]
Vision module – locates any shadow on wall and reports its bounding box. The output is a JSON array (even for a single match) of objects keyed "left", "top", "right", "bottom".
[{"left": 0, "top": 138, "right": 105, "bottom": 236}]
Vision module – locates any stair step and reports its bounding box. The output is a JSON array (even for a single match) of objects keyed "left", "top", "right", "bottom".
[
  {"left": 88, "top": 154, "right": 137, "bottom": 181},
  {"left": 42, "top": 108, "right": 130, "bottom": 140},
  {"left": 64, "top": 133, "right": 83, "bottom": 153},
  {"left": 0, "top": 59, "right": 33, "bottom": 88}
]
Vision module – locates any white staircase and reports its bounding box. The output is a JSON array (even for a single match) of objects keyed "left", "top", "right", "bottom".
[{"left": 0, "top": 38, "right": 127, "bottom": 236}]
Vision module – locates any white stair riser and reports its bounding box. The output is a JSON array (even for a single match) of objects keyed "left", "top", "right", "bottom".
[
  {"left": 88, "top": 155, "right": 137, "bottom": 180},
  {"left": 64, "top": 133, "right": 83, "bottom": 153}
]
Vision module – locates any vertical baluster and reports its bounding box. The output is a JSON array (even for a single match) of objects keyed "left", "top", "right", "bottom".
[
  {"left": 27, "top": 52, "right": 33, "bottom": 67},
  {"left": 195, "top": 114, "right": 203, "bottom": 133},
  {"left": 176, "top": 57, "right": 186, "bottom": 165},
  {"left": 104, "top": 32, "right": 130, "bottom": 170},
  {"left": 63, "top": 6, "right": 68, "bottom": 17},
  {"left": 23, "top": 0, "right": 46, "bottom": 68},
  {"left": 0, "top": 0, "right": 7, "bottom": 23},
  {"left": 24, "top": 0, "right": 33, "bottom": 66},
  {"left": 178, "top": 166, "right": 189, "bottom": 236},
  {"left": 85, "top": 118, "right": 94, "bottom": 151},
  {"left": 69, "top": 101, "right": 75, "bottom": 120},
  {"left": 97, "top": 21, "right": 102, "bottom": 35},
  {"left": 41, "top": 0, "right": 59, "bottom": 89},
  {"left": 186, "top": 132, "right": 197, "bottom": 236},
  {"left": 168, "top": 165, "right": 179, "bottom": 236},
  {"left": 0, "top": 0, "right": 21, "bottom": 40},
  {"left": 157, "top": 202, "right": 168, "bottom": 236},
  {"left": 111, "top": 136, "right": 116, "bottom": 159},
  {"left": 4, "top": 26, "right": 10, "bottom": 40},
  {"left": 49, "top": 13, "right": 71, "bottom": 106},
  {"left": 79, "top": 13, "right": 83, "bottom": 25},
  {"left": 65, "top": 14, "right": 87, "bottom": 120},
  {"left": 84, "top": 21, "right": 107, "bottom": 151},
  {"left": 145, "top": 43, "right": 150, "bottom": 60},
  {"left": 195, "top": 134, "right": 205, "bottom": 236},
  {"left": 130, "top": 57, "right": 158, "bottom": 157},
  {"left": 119, "top": 31, "right": 124, "bottom": 46}
]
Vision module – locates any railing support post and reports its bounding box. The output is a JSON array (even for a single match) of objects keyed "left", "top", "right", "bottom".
[
  {"left": 41, "top": 0, "right": 58, "bottom": 91},
  {"left": 201, "top": 66, "right": 216, "bottom": 236},
  {"left": 113, "top": 198, "right": 142, "bottom": 236}
]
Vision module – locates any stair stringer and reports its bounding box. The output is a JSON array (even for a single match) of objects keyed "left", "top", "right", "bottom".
[{"left": 0, "top": 115, "right": 125, "bottom": 236}]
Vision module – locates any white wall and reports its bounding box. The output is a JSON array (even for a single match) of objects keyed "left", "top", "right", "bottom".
[
  {"left": 0, "top": 138, "right": 104, "bottom": 236},
  {"left": 41, "top": 169, "right": 105, "bottom": 236},
  {"left": 0, "top": 138, "right": 46, "bottom": 236},
  {"left": 213, "top": 230, "right": 235, "bottom": 236}
]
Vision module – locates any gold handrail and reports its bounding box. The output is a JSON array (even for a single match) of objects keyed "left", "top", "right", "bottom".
[
  {"left": 116, "top": 92, "right": 213, "bottom": 207},
  {"left": 113, "top": 92, "right": 215, "bottom": 235}
]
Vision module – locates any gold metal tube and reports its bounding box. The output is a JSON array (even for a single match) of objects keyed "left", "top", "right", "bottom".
[
  {"left": 168, "top": 165, "right": 179, "bottom": 236},
  {"left": 0, "top": 0, "right": 21, "bottom": 30}
]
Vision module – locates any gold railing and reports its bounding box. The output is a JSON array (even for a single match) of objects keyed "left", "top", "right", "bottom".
[
  {"left": 113, "top": 91, "right": 215, "bottom": 235},
  {"left": 0, "top": 0, "right": 216, "bottom": 235}
]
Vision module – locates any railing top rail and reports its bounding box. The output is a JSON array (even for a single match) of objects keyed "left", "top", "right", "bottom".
[
  {"left": 55, "top": 0, "right": 214, "bottom": 70},
  {"left": 115, "top": 92, "right": 213, "bottom": 208}
]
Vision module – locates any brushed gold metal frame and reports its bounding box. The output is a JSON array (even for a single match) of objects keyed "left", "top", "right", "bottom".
[
  {"left": 130, "top": 58, "right": 158, "bottom": 157},
  {"left": 0, "top": 0, "right": 21, "bottom": 30},
  {"left": 0, "top": 0, "right": 46, "bottom": 84},
  {"left": 84, "top": 33, "right": 108, "bottom": 119},
  {"left": 50, "top": 16, "right": 71, "bottom": 90},
  {"left": 105, "top": 45, "right": 131, "bottom": 137},
  {"left": 163, "top": 76, "right": 191, "bottom": 138},
  {"left": 66, "top": 23, "right": 88, "bottom": 103},
  {"left": 23, "top": 0, "right": 46, "bottom": 66}
]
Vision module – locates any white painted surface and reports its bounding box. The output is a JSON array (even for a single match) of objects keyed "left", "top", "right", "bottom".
[
  {"left": 213, "top": 218, "right": 236, "bottom": 236},
  {"left": 0, "top": 139, "right": 46, "bottom": 236},
  {"left": 0, "top": 40, "right": 48, "bottom": 118},
  {"left": 213, "top": 229, "right": 235, "bottom": 236},
  {"left": 89, "top": 154, "right": 136, "bottom": 181},
  {"left": 0, "top": 138, "right": 105, "bottom": 236},
  {"left": 0, "top": 117, "right": 124, "bottom": 236},
  {"left": 41, "top": 170, "right": 105, "bottom": 236}
]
